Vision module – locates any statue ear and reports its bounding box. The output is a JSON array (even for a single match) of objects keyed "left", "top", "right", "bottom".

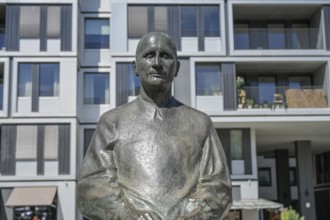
[
  {"left": 132, "top": 61, "right": 138, "bottom": 76},
  {"left": 175, "top": 60, "right": 180, "bottom": 77}
]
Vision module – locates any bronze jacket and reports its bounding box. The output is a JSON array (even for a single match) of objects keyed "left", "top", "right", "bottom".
[{"left": 77, "top": 95, "right": 232, "bottom": 220}]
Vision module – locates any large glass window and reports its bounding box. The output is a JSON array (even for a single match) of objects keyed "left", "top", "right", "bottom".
[
  {"left": 230, "top": 130, "right": 243, "bottom": 160},
  {"left": 18, "top": 64, "right": 33, "bottom": 97},
  {"left": 203, "top": 6, "right": 220, "bottom": 37},
  {"left": 234, "top": 23, "right": 250, "bottom": 49},
  {"left": 268, "top": 23, "right": 285, "bottom": 49},
  {"left": 85, "top": 18, "right": 110, "bottom": 49},
  {"left": 128, "top": 6, "right": 148, "bottom": 38},
  {"left": 84, "top": 73, "right": 109, "bottom": 104},
  {"left": 258, "top": 77, "right": 276, "bottom": 105},
  {"left": 20, "top": 6, "right": 40, "bottom": 38},
  {"left": 292, "top": 23, "right": 310, "bottom": 49},
  {"left": 39, "top": 64, "right": 59, "bottom": 96},
  {"left": 289, "top": 76, "right": 311, "bottom": 89},
  {"left": 195, "top": 63, "right": 221, "bottom": 96},
  {"left": 18, "top": 63, "right": 59, "bottom": 97},
  {"left": 181, "top": 6, "right": 197, "bottom": 37}
]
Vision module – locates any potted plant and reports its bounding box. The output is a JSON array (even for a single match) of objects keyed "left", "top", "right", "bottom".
[
  {"left": 236, "top": 76, "right": 245, "bottom": 108},
  {"left": 246, "top": 99, "right": 254, "bottom": 109}
]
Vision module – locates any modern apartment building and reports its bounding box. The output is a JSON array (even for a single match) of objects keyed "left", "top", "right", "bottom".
[{"left": 1, "top": 0, "right": 330, "bottom": 220}]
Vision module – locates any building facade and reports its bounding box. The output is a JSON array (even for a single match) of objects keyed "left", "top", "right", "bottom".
[{"left": 1, "top": 0, "right": 330, "bottom": 219}]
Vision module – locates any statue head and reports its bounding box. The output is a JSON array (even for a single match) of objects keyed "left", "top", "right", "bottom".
[{"left": 133, "top": 32, "right": 180, "bottom": 92}]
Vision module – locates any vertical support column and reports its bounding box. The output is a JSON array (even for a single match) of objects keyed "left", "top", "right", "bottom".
[
  {"left": 275, "top": 149, "right": 291, "bottom": 207},
  {"left": 295, "top": 141, "right": 316, "bottom": 220}
]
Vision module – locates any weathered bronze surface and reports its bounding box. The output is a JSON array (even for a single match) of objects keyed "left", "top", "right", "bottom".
[{"left": 77, "top": 32, "right": 232, "bottom": 220}]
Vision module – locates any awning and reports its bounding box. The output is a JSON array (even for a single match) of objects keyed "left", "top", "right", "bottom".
[
  {"left": 5, "top": 187, "right": 57, "bottom": 207},
  {"left": 231, "top": 199, "right": 283, "bottom": 210}
]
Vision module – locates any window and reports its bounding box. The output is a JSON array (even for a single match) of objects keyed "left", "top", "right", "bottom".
[
  {"left": 85, "top": 18, "right": 110, "bottom": 49},
  {"left": 18, "top": 64, "right": 32, "bottom": 97},
  {"left": 195, "top": 63, "right": 221, "bottom": 96},
  {"left": 230, "top": 130, "right": 243, "bottom": 160},
  {"left": 84, "top": 73, "right": 109, "bottom": 104},
  {"left": 181, "top": 6, "right": 197, "bottom": 37},
  {"left": 128, "top": 65, "right": 140, "bottom": 96},
  {"left": 289, "top": 76, "right": 311, "bottom": 89},
  {"left": 268, "top": 23, "right": 285, "bottom": 49},
  {"left": 292, "top": 23, "right": 310, "bottom": 49},
  {"left": 258, "top": 77, "right": 276, "bottom": 105},
  {"left": 290, "top": 167, "right": 297, "bottom": 186},
  {"left": 234, "top": 24, "right": 250, "bottom": 50},
  {"left": 44, "top": 125, "right": 58, "bottom": 160},
  {"left": 47, "top": 6, "right": 61, "bottom": 38},
  {"left": 128, "top": 6, "right": 148, "bottom": 38},
  {"left": 18, "top": 63, "right": 59, "bottom": 97},
  {"left": 20, "top": 6, "right": 40, "bottom": 38},
  {"left": 84, "top": 129, "right": 95, "bottom": 155},
  {"left": 39, "top": 64, "right": 59, "bottom": 96},
  {"left": 258, "top": 167, "right": 272, "bottom": 186},
  {"left": 154, "top": 6, "right": 168, "bottom": 33},
  {"left": 16, "top": 125, "right": 37, "bottom": 160},
  {"left": 203, "top": 6, "right": 220, "bottom": 37}
]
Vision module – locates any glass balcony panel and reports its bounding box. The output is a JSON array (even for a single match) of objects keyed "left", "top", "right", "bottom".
[
  {"left": 234, "top": 27, "right": 319, "bottom": 50},
  {"left": 237, "top": 86, "right": 328, "bottom": 109}
]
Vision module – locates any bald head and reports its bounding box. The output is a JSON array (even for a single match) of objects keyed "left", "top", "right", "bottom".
[{"left": 135, "top": 32, "right": 178, "bottom": 60}]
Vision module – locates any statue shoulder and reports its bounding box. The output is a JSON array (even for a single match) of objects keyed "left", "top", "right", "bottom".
[{"left": 97, "top": 100, "right": 137, "bottom": 124}]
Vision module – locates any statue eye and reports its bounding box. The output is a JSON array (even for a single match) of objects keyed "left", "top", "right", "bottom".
[
  {"left": 145, "top": 52, "right": 155, "bottom": 59},
  {"left": 161, "top": 53, "right": 170, "bottom": 59}
]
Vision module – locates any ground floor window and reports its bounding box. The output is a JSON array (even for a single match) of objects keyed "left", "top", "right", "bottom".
[{"left": 14, "top": 206, "right": 56, "bottom": 220}]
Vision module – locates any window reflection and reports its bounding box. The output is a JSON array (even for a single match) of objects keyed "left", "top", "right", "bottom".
[
  {"left": 84, "top": 73, "right": 109, "bottom": 104},
  {"left": 195, "top": 63, "right": 221, "bottom": 96},
  {"left": 85, "top": 18, "right": 109, "bottom": 49}
]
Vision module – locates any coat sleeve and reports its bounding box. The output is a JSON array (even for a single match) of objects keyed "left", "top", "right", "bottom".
[
  {"left": 77, "top": 115, "right": 142, "bottom": 220},
  {"left": 181, "top": 120, "right": 232, "bottom": 219}
]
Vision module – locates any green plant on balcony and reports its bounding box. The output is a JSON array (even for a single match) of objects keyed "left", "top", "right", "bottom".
[
  {"left": 280, "top": 207, "right": 304, "bottom": 220},
  {"left": 236, "top": 76, "right": 245, "bottom": 108},
  {"left": 246, "top": 99, "right": 254, "bottom": 108}
]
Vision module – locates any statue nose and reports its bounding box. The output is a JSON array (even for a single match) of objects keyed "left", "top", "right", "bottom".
[{"left": 153, "top": 54, "right": 161, "bottom": 68}]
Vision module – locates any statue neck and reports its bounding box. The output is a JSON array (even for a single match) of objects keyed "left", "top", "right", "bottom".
[{"left": 139, "top": 86, "right": 172, "bottom": 107}]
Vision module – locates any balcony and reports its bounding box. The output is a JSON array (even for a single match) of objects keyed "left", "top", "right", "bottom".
[
  {"left": 234, "top": 28, "right": 321, "bottom": 50},
  {"left": 237, "top": 86, "right": 328, "bottom": 109}
]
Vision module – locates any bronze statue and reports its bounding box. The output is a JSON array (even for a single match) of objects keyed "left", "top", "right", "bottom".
[{"left": 77, "top": 32, "right": 232, "bottom": 220}]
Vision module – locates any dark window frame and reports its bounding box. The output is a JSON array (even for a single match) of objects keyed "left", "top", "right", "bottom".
[{"left": 258, "top": 167, "right": 272, "bottom": 187}]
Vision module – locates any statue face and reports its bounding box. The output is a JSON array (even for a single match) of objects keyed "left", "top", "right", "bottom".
[{"left": 134, "top": 33, "right": 179, "bottom": 91}]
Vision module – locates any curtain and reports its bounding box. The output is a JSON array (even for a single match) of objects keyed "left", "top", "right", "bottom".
[
  {"left": 0, "top": 125, "right": 17, "bottom": 175},
  {"left": 5, "top": 5, "right": 20, "bottom": 51},
  {"left": 58, "top": 124, "right": 70, "bottom": 174},
  {"left": 60, "top": 5, "right": 72, "bottom": 51}
]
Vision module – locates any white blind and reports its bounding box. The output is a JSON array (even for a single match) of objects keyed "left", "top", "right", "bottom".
[
  {"left": 20, "top": 6, "right": 40, "bottom": 38},
  {"left": 47, "top": 6, "right": 61, "bottom": 38},
  {"left": 16, "top": 126, "right": 37, "bottom": 160},
  {"left": 154, "top": 6, "right": 168, "bottom": 33},
  {"left": 128, "top": 6, "right": 148, "bottom": 38},
  {"left": 44, "top": 125, "right": 58, "bottom": 160}
]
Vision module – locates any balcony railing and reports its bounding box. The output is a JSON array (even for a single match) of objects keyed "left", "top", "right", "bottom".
[
  {"left": 234, "top": 28, "right": 320, "bottom": 50},
  {"left": 237, "top": 86, "right": 328, "bottom": 109}
]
